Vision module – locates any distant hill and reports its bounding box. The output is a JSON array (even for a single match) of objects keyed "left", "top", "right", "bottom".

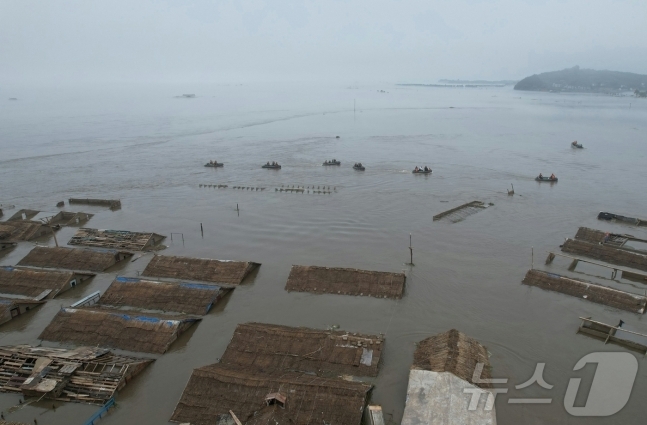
[{"left": 514, "top": 66, "right": 647, "bottom": 93}]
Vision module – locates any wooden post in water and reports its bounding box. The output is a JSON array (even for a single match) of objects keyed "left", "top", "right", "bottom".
[
  {"left": 531, "top": 247, "right": 534, "bottom": 270},
  {"left": 200, "top": 223, "right": 203, "bottom": 238},
  {"left": 408, "top": 233, "right": 414, "bottom": 265}
]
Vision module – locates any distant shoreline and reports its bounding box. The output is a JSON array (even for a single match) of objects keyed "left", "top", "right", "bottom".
[{"left": 398, "top": 83, "right": 507, "bottom": 88}]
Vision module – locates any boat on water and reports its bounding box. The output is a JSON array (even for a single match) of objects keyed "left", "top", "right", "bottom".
[
  {"left": 323, "top": 160, "right": 341, "bottom": 166},
  {"left": 598, "top": 212, "right": 647, "bottom": 226},
  {"left": 572, "top": 141, "right": 584, "bottom": 149},
  {"left": 412, "top": 166, "right": 432, "bottom": 174},
  {"left": 353, "top": 163, "right": 365, "bottom": 171},
  {"left": 204, "top": 162, "right": 224, "bottom": 168},
  {"left": 262, "top": 162, "right": 281, "bottom": 169},
  {"left": 536, "top": 175, "right": 558, "bottom": 182}
]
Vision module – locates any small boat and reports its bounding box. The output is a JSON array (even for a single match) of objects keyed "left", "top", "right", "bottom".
[
  {"left": 323, "top": 160, "right": 341, "bottom": 166},
  {"left": 412, "top": 169, "right": 432, "bottom": 174},
  {"left": 204, "top": 162, "right": 224, "bottom": 168},
  {"left": 535, "top": 176, "right": 558, "bottom": 182},
  {"left": 353, "top": 163, "right": 365, "bottom": 171},
  {"left": 572, "top": 141, "right": 584, "bottom": 149},
  {"left": 262, "top": 163, "right": 281, "bottom": 169}
]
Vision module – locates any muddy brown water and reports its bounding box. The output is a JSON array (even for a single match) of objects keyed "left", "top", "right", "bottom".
[{"left": 1, "top": 83, "right": 647, "bottom": 424}]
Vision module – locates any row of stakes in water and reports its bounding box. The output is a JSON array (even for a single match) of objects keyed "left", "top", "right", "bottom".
[
  {"left": 198, "top": 184, "right": 336, "bottom": 194},
  {"left": 199, "top": 184, "right": 266, "bottom": 190},
  {"left": 277, "top": 185, "right": 336, "bottom": 194}
]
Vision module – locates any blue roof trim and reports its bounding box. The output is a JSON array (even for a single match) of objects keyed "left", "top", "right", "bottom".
[{"left": 1, "top": 266, "right": 15, "bottom": 271}]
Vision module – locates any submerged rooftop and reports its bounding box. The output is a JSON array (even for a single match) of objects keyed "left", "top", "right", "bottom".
[
  {"left": 170, "top": 364, "right": 372, "bottom": 425},
  {"left": 221, "top": 322, "right": 384, "bottom": 377},
  {"left": 17, "top": 246, "right": 132, "bottom": 272},
  {"left": 100, "top": 276, "right": 229, "bottom": 315},
  {"left": 39, "top": 306, "right": 201, "bottom": 354},
  {"left": 142, "top": 255, "right": 260, "bottom": 285},
  {"left": 285, "top": 265, "right": 405, "bottom": 299},
  {"left": 0, "top": 266, "right": 94, "bottom": 299}
]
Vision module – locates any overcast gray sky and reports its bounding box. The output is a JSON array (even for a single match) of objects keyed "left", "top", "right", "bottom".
[{"left": 1, "top": 0, "right": 646, "bottom": 84}]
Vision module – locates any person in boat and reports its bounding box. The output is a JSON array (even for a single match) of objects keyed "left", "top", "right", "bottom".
[
  {"left": 424, "top": 166, "right": 428, "bottom": 172},
  {"left": 550, "top": 173, "right": 555, "bottom": 179},
  {"left": 266, "top": 161, "right": 270, "bottom": 166},
  {"left": 414, "top": 166, "right": 419, "bottom": 172},
  {"left": 538, "top": 173, "right": 543, "bottom": 179},
  {"left": 209, "top": 160, "right": 213, "bottom": 164}
]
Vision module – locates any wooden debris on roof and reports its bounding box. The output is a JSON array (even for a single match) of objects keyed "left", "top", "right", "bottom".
[
  {"left": 285, "top": 265, "right": 405, "bottom": 299},
  {"left": 170, "top": 364, "right": 372, "bottom": 425},
  {"left": 0, "top": 345, "right": 152, "bottom": 404},
  {"left": 0, "top": 266, "right": 94, "bottom": 299},
  {"left": 143, "top": 255, "right": 260, "bottom": 285},
  {"left": 100, "top": 276, "right": 229, "bottom": 315},
  {"left": 39, "top": 307, "right": 201, "bottom": 354},
  {"left": 17, "top": 246, "right": 132, "bottom": 272},
  {"left": 68, "top": 228, "right": 165, "bottom": 251},
  {"left": 523, "top": 269, "right": 646, "bottom": 314},
  {"left": 221, "top": 322, "right": 384, "bottom": 377}
]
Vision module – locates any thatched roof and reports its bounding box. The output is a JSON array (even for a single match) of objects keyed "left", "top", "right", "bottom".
[
  {"left": 170, "top": 364, "right": 372, "bottom": 425},
  {"left": 413, "top": 329, "right": 492, "bottom": 389},
  {"left": 221, "top": 322, "right": 384, "bottom": 377},
  {"left": 523, "top": 269, "right": 646, "bottom": 313},
  {"left": 39, "top": 307, "right": 201, "bottom": 354},
  {"left": 0, "top": 266, "right": 83, "bottom": 299},
  {"left": 0, "top": 298, "right": 44, "bottom": 325},
  {"left": 574, "top": 227, "right": 608, "bottom": 244},
  {"left": 100, "top": 276, "right": 228, "bottom": 315},
  {"left": 143, "top": 255, "right": 260, "bottom": 285},
  {"left": 0, "top": 421, "right": 30, "bottom": 425},
  {"left": 0, "top": 221, "right": 51, "bottom": 242},
  {"left": 0, "top": 345, "right": 152, "bottom": 404},
  {"left": 285, "top": 265, "right": 405, "bottom": 299},
  {"left": 562, "top": 238, "right": 647, "bottom": 272},
  {"left": 17, "top": 246, "right": 132, "bottom": 272},
  {"left": 69, "top": 228, "right": 165, "bottom": 251}
]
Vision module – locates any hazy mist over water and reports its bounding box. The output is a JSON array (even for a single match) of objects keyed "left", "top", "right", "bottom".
[
  {"left": 1, "top": 83, "right": 647, "bottom": 425},
  {"left": 2, "top": 1, "right": 647, "bottom": 424}
]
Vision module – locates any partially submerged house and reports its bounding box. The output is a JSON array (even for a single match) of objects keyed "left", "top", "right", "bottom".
[
  {"left": 69, "top": 198, "right": 121, "bottom": 210},
  {"left": 142, "top": 255, "right": 260, "bottom": 285},
  {"left": 221, "top": 322, "right": 384, "bottom": 377},
  {"left": 39, "top": 307, "right": 201, "bottom": 354},
  {"left": 522, "top": 269, "right": 646, "bottom": 314},
  {"left": 8, "top": 209, "right": 93, "bottom": 227},
  {"left": 17, "top": 246, "right": 132, "bottom": 272},
  {"left": 0, "top": 266, "right": 95, "bottom": 299},
  {"left": 574, "top": 227, "right": 647, "bottom": 254},
  {"left": 285, "top": 265, "right": 406, "bottom": 299},
  {"left": 562, "top": 238, "right": 647, "bottom": 272},
  {"left": 0, "top": 221, "right": 53, "bottom": 242},
  {"left": 401, "top": 329, "right": 497, "bottom": 425},
  {"left": 170, "top": 364, "right": 372, "bottom": 425},
  {"left": 100, "top": 276, "right": 229, "bottom": 315},
  {"left": 0, "top": 345, "right": 152, "bottom": 404},
  {"left": 0, "top": 298, "right": 44, "bottom": 325},
  {"left": 69, "top": 228, "right": 165, "bottom": 251}
]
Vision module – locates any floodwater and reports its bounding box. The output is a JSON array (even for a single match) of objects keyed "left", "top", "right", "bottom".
[{"left": 1, "top": 83, "right": 647, "bottom": 425}]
